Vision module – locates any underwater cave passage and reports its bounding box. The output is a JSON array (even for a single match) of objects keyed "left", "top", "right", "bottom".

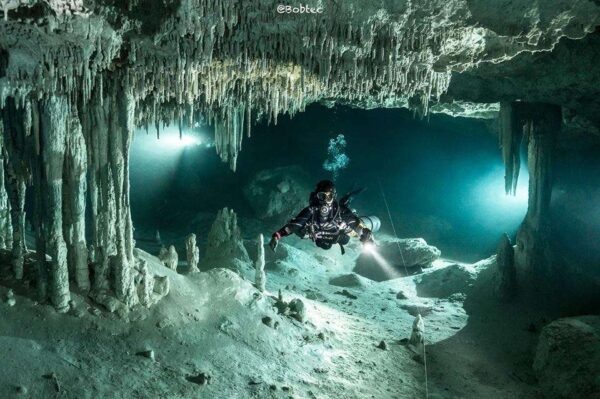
[
  {"left": 1, "top": 3, "right": 600, "bottom": 397},
  {"left": 129, "top": 104, "right": 530, "bottom": 269}
]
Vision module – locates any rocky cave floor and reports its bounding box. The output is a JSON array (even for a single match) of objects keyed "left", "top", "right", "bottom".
[{"left": 0, "top": 217, "right": 571, "bottom": 399}]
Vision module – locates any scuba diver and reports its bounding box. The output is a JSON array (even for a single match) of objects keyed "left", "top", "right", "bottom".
[{"left": 269, "top": 180, "right": 376, "bottom": 254}]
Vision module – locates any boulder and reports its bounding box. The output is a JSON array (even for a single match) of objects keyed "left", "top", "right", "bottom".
[
  {"left": 243, "top": 166, "right": 311, "bottom": 220},
  {"left": 415, "top": 264, "right": 476, "bottom": 298},
  {"left": 288, "top": 298, "right": 306, "bottom": 323},
  {"left": 533, "top": 316, "right": 600, "bottom": 399},
  {"left": 354, "top": 238, "right": 440, "bottom": 281},
  {"left": 329, "top": 273, "right": 368, "bottom": 288}
]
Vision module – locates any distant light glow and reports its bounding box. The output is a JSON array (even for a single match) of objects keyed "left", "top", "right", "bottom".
[
  {"left": 469, "top": 165, "right": 529, "bottom": 227},
  {"left": 159, "top": 134, "right": 201, "bottom": 149},
  {"left": 477, "top": 168, "right": 529, "bottom": 210}
]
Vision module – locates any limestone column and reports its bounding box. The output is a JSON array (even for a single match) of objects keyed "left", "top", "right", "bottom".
[
  {"left": 63, "top": 116, "right": 89, "bottom": 290},
  {"left": 0, "top": 128, "right": 13, "bottom": 249},
  {"left": 40, "top": 95, "right": 70, "bottom": 312},
  {"left": 1, "top": 98, "right": 29, "bottom": 280},
  {"left": 515, "top": 103, "right": 561, "bottom": 278}
]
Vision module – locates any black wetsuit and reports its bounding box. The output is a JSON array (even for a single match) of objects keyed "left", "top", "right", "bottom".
[{"left": 275, "top": 200, "right": 363, "bottom": 251}]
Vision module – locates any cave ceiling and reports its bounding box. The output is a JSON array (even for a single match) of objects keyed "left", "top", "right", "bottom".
[{"left": 0, "top": 0, "right": 599, "bottom": 167}]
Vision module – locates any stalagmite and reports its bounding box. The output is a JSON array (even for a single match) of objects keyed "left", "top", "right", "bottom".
[
  {"left": 409, "top": 314, "right": 425, "bottom": 351},
  {"left": 495, "top": 233, "right": 517, "bottom": 300},
  {"left": 515, "top": 104, "right": 561, "bottom": 278},
  {"left": 499, "top": 102, "right": 524, "bottom": 195},
  {"left": 254, "top": 234, "right": 266, "bottom": 292},
  {"left": 203, "top": 207, "right": 250, "bottom": 272},
  {"left": 164, "top": 245, "right": 178, "bottom": 271},
  {"left": 185, "top": 233, "right": 200, "bottom": 273},
  {"left": 138, "top": 259, "right": 154, "bottom": 308}
]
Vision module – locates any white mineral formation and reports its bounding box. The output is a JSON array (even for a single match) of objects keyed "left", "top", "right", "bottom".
[
  {"left": 5, "top": 289, "right": 15, "bottom": 307},
  {"left": 254, "top": 234, "right": 266, "bottom": 292},
  {"left": 137, "top": 260, "right": 154, "bottom": 308},
  {"left": 185, "top": 233, "right": 200, "bottom": 273},
  {"left": 409, "top": 314, "right": 425, "bottom": 352},
  {"left": 203, "top": 208, "right": 250, "bottom": 272},
  {"left": 164, "top": 245, "right": 178, "bottom": 271}
]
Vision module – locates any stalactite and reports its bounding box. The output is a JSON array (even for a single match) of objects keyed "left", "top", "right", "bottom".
[{"left": 499, "top": 102, "right": 524, "bottom": 195}]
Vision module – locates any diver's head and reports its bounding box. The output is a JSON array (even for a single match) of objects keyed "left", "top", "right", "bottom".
[{"left": 315, "top": 180, "right": 336, "bottom": 207}]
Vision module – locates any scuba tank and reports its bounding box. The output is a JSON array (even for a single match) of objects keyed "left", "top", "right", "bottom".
[{"left": 359, "top": 215, "right": 381, "bottom": 233}]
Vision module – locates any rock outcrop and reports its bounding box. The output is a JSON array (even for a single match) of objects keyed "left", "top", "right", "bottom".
[
  {"left": 243, "top": 166, "right": 311, "bottom": 221},
  {"left": 495, "top": 234, "right": 517, "bottom": 300},
  {"left": 533, "top": 316, "right": 600, "bottom": 399},
  {"left": 415, "top": 264, "right": 476, "bottom": 299},
  {"left": 354, "top": 238, "right": 441, "bottom": 281},
  {"left": 328, "top": 273, "right": 369, "bottom": 288}
]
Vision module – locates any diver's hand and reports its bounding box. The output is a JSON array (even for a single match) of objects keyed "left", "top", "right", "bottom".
[
  {"left": 269, "top": 234, "right": 280, "bottom": 252},
  {"left": 359, "top": 228, "right": 373, "bottom": 244}
]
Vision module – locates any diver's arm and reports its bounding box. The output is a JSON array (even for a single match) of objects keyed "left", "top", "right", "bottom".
[
  {"left": 341, "top": 207, "right": 373, "bottom": 243},
  {"left": 269, "top": 207, "right": 313, "bottom": 251}
]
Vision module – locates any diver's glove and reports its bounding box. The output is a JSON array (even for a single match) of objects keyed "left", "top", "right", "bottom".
[
  {"left": 359, "top": 228, "right": 373, "bottom": 244},
  {"left": 269, "top": 233, "right": 281, "bottom": 252}
]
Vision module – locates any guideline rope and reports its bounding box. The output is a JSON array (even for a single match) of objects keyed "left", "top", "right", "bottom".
[{"left": 377, "top": 178, "right": 430, "bottom": 399}]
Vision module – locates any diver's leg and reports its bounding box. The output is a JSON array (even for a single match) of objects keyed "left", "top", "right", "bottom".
[
  {"left": 294, "top": 227, "right": 309, "bottom": 239},
  {"left": 337, "top": 234, "right": 350, "bottom": 245},
  {"left": 315, "top": 239, "right": 333, "bottom": 250}
]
